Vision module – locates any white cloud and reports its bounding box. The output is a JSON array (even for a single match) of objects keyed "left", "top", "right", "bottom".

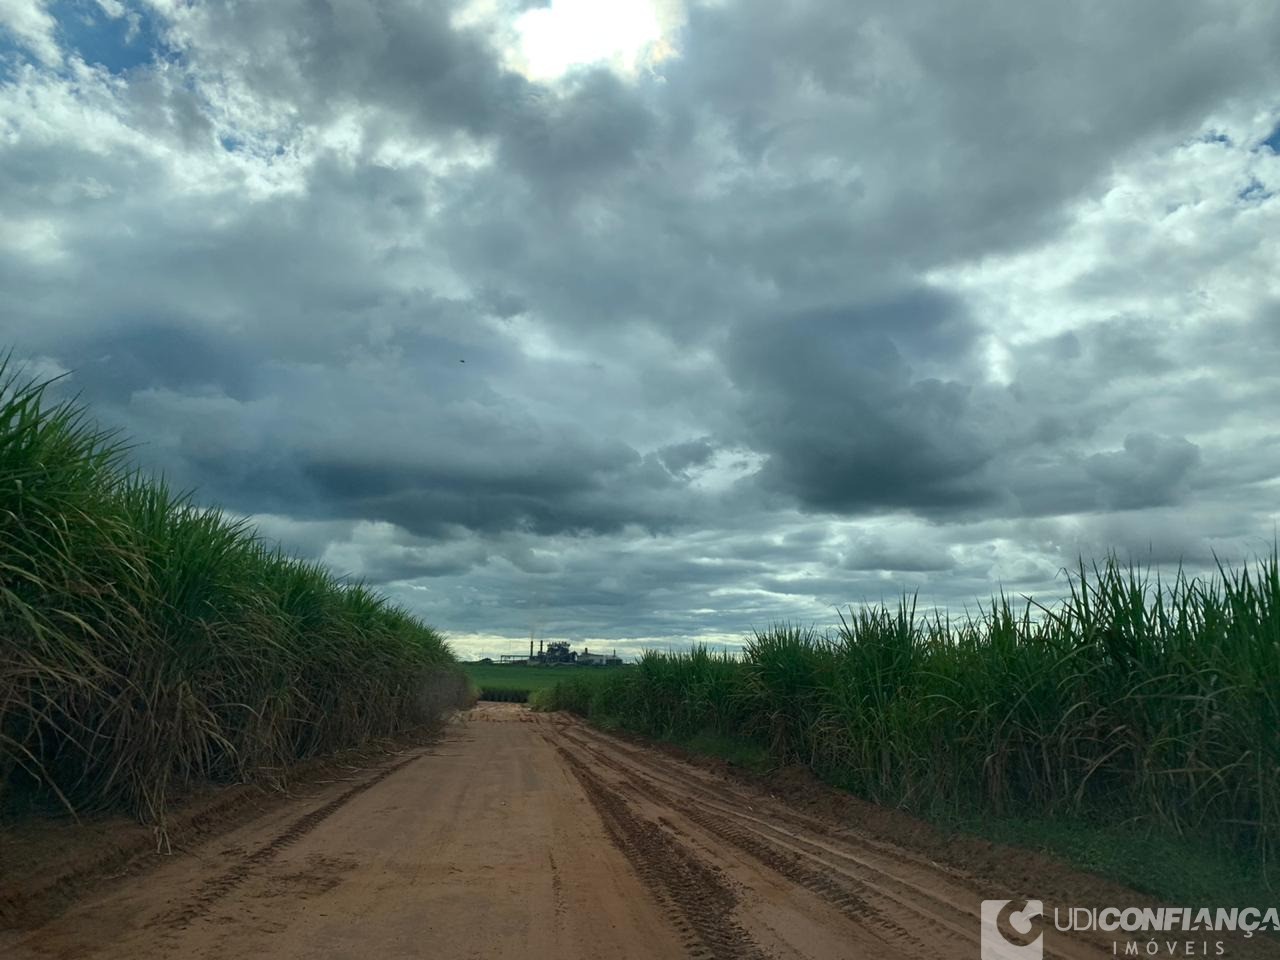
[{"left": 0, "top": 0, "right": 61, "bottom": 66}]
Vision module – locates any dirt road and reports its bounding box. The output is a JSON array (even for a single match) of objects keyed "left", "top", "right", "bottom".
[{"left": 4, "top": 704, "right": 1142, "bottom": 959}]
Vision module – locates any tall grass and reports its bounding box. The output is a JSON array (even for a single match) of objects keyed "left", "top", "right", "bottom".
[
  {"left": 0, "top": 361, "right": 466, "bottom": 825},
  {"left": 538, "top": 560, "right": 1280, "bottom": 858}
]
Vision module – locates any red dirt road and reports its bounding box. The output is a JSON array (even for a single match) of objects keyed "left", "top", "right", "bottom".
[{"left": 2, "top": 704, "right": 1176, "bottom": 959}]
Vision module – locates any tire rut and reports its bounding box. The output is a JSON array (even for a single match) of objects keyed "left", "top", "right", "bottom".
[
  {"left": 562, "top": 732, "right": 938, "bottom": 954},
  {"left": 149, "top": 750, "right": 423, "bottom": 930},
  {"left": 555, "top": 744, "right": 769, "bottom": 960},
  {"left": 563, "top": 725, "right": 982, "bottom": 882},
  {"left": 560, "top": 723, "right": 1107, "bottom": 960}
]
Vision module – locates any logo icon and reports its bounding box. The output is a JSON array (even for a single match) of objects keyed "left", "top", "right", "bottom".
[{"left": 981, "top": 899, "right": 1044, "bottom": 960}]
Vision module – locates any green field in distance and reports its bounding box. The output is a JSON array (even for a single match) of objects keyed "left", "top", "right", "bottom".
[{"left": 462, "top": 661, "right": 626, "bottom": 694}]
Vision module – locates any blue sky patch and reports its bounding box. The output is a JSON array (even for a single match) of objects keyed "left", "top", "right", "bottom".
[
  {"left": 1239, "top": 178, "right": 1273, "bottom": 203},
  {"left": 1262, "top": 123, "right": 1280, "bottom": 154},
  {"left": 51, "top": 0, "right": 166, "bottom": 75}
]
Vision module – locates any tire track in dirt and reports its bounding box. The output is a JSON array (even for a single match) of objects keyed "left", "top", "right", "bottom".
[
  {"left": 559, "top": 729, "right": 936, "bottom": 953},
  {"left": 560, "top": 724, "right": 958, "bottom": 873},
  {"left": 548, "top": 851, "right": 567, "bottom": 922},
  {"left": 555, "top": 743, "right": 769, "bottom": 960},
  {"left": 148, "top": 750, "right": 423, "bottom": 930},
  {"left": 557, "top": 723, "right": 1106, "bottom": 960},
  {"left": 564, "top": 723, "right": 980, "bottom": 880}
]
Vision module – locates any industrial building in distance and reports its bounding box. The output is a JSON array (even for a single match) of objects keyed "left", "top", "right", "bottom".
[{"left": 493, "top": 640, "right": 624, "bottom": 666}]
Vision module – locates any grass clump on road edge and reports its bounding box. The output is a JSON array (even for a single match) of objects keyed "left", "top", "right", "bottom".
[
  {"left": 535, "top": 563, "right": 1280, "bottom": 891},
  {"left": 0, "top": 360, "right": 467, "bottom": 827}
]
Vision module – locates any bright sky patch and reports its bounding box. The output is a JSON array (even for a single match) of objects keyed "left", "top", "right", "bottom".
[{"left": 510, "top": 0, "right": 672, "bottom": 80}]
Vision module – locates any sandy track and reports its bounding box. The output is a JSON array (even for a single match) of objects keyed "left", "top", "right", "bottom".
[{"left": 5, "top": 703, "right": 1123, "bottom": 959}]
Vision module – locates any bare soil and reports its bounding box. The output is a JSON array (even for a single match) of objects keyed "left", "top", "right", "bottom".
[{"left": 2, "top": 703, "right": 1273, "bottom": 959}]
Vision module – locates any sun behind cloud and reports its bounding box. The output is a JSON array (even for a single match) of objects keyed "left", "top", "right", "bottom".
[{"left": 508, "top": 0, "right": 682, "bottom": 81}]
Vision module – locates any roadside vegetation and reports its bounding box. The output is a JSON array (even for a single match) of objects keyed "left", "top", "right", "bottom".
[
  {"left": 536, "top": 559, "right": 1280, "bottom": 894},
  {"left": 0, "top": 361, "right": 467, "bottom": 827}
]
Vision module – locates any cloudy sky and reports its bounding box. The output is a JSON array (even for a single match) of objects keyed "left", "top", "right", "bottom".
[{"left": 3, "top": 0, "right": 1279, "bottom": 658}]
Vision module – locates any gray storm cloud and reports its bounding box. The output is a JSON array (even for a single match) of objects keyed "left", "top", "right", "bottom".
[{"left": 2, "top": 0, "right": 1279, "bottom": 654}]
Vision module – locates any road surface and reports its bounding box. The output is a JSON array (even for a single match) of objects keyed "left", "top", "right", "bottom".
[{"left": 6, "top": 703, "right": 1129, "bottom": 959}]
